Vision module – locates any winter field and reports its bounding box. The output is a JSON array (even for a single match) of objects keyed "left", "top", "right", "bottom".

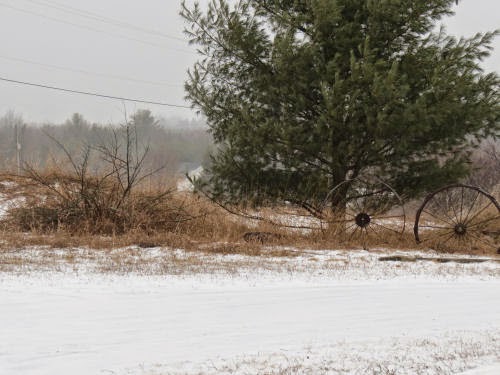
[
  {"left": 0, "top": 245, "right": 499, "bottom": 375},
  {"left": 1, "top": 181, "right": 500, "bottom": 374}
]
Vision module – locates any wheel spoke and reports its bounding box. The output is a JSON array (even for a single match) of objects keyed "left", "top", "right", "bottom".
[
  {"left": 349, "top": 226, "right": 359, "bottom": 241},
  {"left": 353, "top": 197, "right": 363, "bottom": 215},
  {"left": 371, "top": 214, "right": 404, "bottom": 220},
  {"left": 447, "top": 189, "right": 461, "bottom": 226},
  {"left": 360, "top": 194, "right": 369, "bottom": 213},
  {"left": 459, "top": 186, "right": 465, "bottom": 222},
  {"left": 463, "top": 189, "right": 481, "bottom": 223},
  {"left": 328, "top": 217, "right": 353, "bottom": 224},
  {"left": 419, "top": 229, "right": 455, "bottom": 244},
  {"left": 422, "top": 209, "right": 456, "bottom": 227},
  {"left": 371, "top": 221, "right": 402, "bottom": 235},
  {"left": 465, "top": 201, "right": 493, "bottom": 226},
  {"left": 368, "top": 225, "right": 384, "bottom": 243},
  {"left": 361, "top": 227, "right": 368, "bottom": 249},
  {"left": 430, "top": 195, "right": 458, "bottom": 224},
  {"left": 466, "top": 231, "right": 495, "bottom": 249},
  {"left": 441, "top": 231, "right": 457, "bottom": 246},
  {"left": 466, "top": 214, "right": 500, "bottom": 229},
  {"left": 371, "top": 196, "right": 392, "bottom": 217},
  {"left": 345, "top": 222, "right": 357, "bottom": 232},
  {"left": 419, "top": 224, "right": 453, "bottom": 230},
  {"left": 457, "top": 234, "right": 466, "bottom": 247}
]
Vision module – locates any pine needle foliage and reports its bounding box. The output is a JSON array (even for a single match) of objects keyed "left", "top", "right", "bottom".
[{"left": 181, "top": 0, "right": 499, "bottom": 211}]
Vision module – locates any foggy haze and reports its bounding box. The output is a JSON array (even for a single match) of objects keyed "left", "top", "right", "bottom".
[{"left": 0, "top": 0, "right": 498, "bottom": 124}]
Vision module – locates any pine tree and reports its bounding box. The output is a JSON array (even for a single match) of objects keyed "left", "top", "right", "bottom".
[{"left": 181, "top": 0, "right": 499, "bottom": 212}]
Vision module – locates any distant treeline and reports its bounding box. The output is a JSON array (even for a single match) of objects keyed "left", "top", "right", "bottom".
[{"left": 0, "top": 110, "right": 213, "bottom": 179}]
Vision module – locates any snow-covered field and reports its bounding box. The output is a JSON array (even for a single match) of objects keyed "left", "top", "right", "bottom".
[{"left": 1, "top": 246, "right": 499, "bottom": 374}]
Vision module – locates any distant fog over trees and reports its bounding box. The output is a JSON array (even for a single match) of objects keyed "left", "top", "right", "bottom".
[{"left": 0, "top": 109, "right": 212, "bottom": 180}]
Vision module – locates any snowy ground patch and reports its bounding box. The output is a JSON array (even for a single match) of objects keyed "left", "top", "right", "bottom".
[
  {"left": 1, "top": 246, "right": 499, "bottom": 374},
  {"left": 130, "top": 330, "right": 500, "bottom": 375},
  {"left": 1, "top": 272, "right": 499, "bottom": 374},
  {"left": 0, "top": 246, "right": 499, "bottom": 280}
]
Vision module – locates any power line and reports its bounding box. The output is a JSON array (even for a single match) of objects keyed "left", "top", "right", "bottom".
[
  {"left": 0, "top": 54, "right": 183, "bottom": 88},
  {"left": 0, "top": 2, "right": 193, "bottom": 54},
  {"left": 21, "top": 0, "right": 186, "bottom": 43},
  {"left": 0, "top": 76, "right": 191, "bottom": 108}
]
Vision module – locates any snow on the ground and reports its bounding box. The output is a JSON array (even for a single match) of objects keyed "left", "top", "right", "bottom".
[
  {"left": 462, "top": 364, "right": 500, "bottom": 375},
  {"left": 0, "top": 273, "right": 499, "bottom": 375},
  {"left": 1, "top": 246, "right": 499, "bottom": 280},
  {"left": 176, "top": 166, "right": 204, "bottom": 192},
  {"left": 134, "top": 330, "right": 500, "bottom": 375},
  {"left": 0, "top": 191, "right": 23, "bottom": 220},
  {"left": 0, "top": 193, "right": 9, "bottom": 219},
  {"left": 0, "top": 247, "right": 499, "bottom": 374}
]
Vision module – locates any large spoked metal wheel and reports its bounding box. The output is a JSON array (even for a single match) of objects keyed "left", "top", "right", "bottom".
[
  {"left": 414, "top": 184, "right": 500, "bottom": 253},
  {"left": 321, "top": 177, "right": 406, "bottom": 249}
]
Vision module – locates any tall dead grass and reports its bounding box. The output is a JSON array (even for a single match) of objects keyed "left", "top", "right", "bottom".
[
  {"left": 0, "top": 173, "right": 497, "bottom": 257},
  {"left": 0, "top": 171, "right": 272, "bottom": 251},
  {"left": 2, "top": 171, "right": 188, "bottom": 234}
]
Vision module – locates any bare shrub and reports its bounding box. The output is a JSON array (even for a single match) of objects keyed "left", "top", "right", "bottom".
[
  {"left": 5, "top": 170, "right": 194, "bottom": 236},
  {"left": 3, "top": 118, "right": 197, "bottom": 235},
  {"left": 467, "top": 141, "right": 500, "bottom": 193}
]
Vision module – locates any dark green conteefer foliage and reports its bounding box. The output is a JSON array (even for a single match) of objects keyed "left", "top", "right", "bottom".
[{"left": 181, "top": 0, "right": 499, "bottom": 211}]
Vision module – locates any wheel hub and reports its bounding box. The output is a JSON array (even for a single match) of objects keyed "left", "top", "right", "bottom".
[
  {"left": 454, "top": 223, "right": 467, "bottom": 236},
  {"left": 355, "top": 213, "right": 371, "bottom": 228}
]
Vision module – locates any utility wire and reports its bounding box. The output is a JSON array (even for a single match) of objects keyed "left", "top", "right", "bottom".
[
  {"left": 21, "top": 0, "right": 185, "bottom": 42},
  {"left": 0, "top": 76, "right": 191, "bottom": 108},
  {"left": 0, "top": 2, "right": 193, "bottom": 54},
  {"left": 0, "top": 54, "right": 183, "bottom": 88}
]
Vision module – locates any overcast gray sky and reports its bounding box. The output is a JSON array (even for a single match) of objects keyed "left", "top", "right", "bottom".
[{"left": 0, "top": 0, "right": 498, "bottom": 124}]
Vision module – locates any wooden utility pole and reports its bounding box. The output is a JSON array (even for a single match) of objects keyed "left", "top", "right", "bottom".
[{"left": 15, "top": 122, "right": 21, "bottom": 174}]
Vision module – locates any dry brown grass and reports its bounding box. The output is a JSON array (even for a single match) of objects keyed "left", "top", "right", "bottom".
[
  {"left": 0, "top": 239, "right": 304, "bottom": 275},
  {"left": 1, "top": 173, "right": 498, "bottom": 257}
]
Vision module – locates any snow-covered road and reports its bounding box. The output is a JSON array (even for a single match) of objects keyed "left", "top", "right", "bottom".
[{"left": 1, "top": 274, "right": 499, "bottom": 374}]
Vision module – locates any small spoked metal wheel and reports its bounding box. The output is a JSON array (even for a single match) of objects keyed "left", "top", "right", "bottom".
[
  {"left": 321, "top": 177, "right": 406, "bottom": 249},
  {"left": 414, "top": 184, "right": 500, "bottom": 253}
]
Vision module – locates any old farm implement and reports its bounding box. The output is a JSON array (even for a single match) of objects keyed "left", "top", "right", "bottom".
[
  {"left": 233, "top": 173, "right": 499, "bottom": 252},
  {"left": 278, "top": 179, "right": 500, "bottom": 252},
  {"left": 413, "top": 184, "right": 500, "bottom": 252},
  {"left": 324, "top": 181, "right": 500, "bottom": 252},
  {"left": 318, "top": 177, "right": 406, "bottom": 250}
]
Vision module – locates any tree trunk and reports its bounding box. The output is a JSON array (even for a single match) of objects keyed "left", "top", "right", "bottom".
[{"left": 328, "top": 168, "right": 349, "bottom": 224}]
